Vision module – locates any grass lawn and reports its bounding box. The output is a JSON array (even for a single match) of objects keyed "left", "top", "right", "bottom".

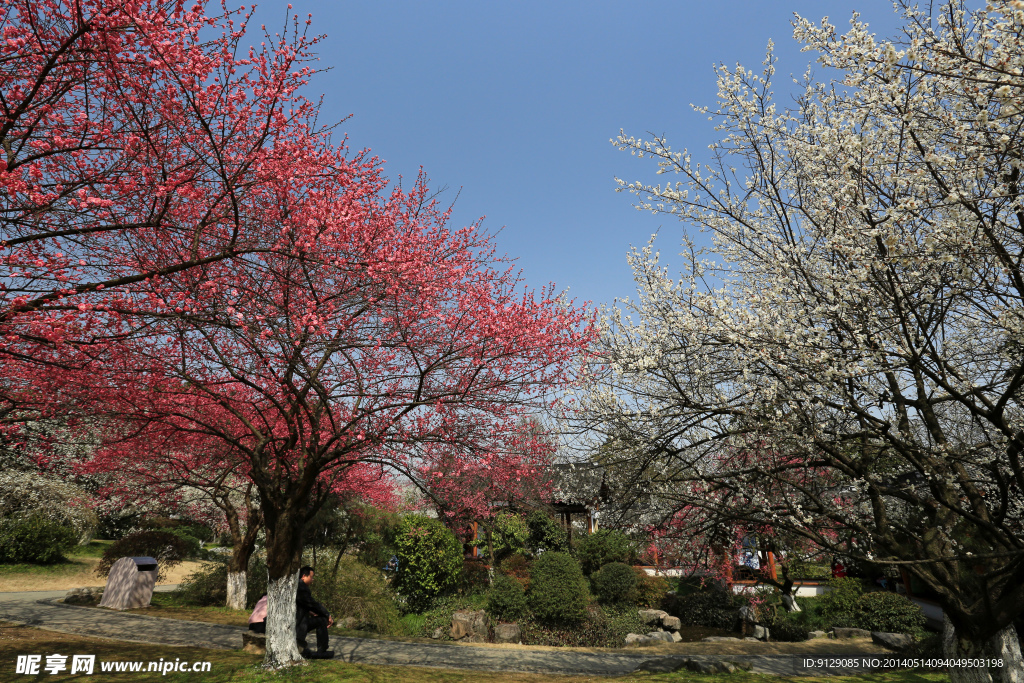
[{"left": 0, "top": 621, "right": 949, "bottom": 683}]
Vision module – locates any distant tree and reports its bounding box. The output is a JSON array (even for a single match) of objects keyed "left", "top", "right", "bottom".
[{"left": 586, "top": 3, "right": 1024, "bottom": 679}]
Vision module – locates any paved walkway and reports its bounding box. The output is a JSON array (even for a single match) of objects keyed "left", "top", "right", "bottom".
[{"left": 0, "top": 589, "right": 883, "bottom": 676}]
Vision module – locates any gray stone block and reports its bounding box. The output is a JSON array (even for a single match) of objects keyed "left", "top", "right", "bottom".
[
  {"left": 494, "top": 623, "right": 521, "bottom": 644},
  {"left": 662, "top": 615, "right": 681, "bottom": 631},
  {"left": 638, "top": 609, "right": 668, "bottom": 624},
  {"left": 832, "top": 627, "right": 872, "bottom": 639},
  {"left": 872, "top": 631, "right": 914, "bottom": 650}
]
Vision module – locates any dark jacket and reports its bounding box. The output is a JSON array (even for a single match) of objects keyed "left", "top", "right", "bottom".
[{"left": 296, "top": 581, "right": 330, "bottom": 620}]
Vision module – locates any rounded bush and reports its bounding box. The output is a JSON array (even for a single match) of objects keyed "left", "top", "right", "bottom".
[
  {"left": 854, "top": 591, "right": 925, "bottom": 633},
  {"left": 574, "top": 529, "right": 636, "bottom": 575},
  {"left": 394, "top": 515, "right": 463, "bottom": 612},
  {"left": 820, "top": 577, "right": 865, "bottom": 629},
  {"left": 771, "top": 619, "right": 810, "bottom": 642},
  {"left": 591, "top": 562, "right": 637, "bottom": 604},
  {"left": 527, "top": 551, "right": 589, "bottom": 625},
  {"left": 97, "top": 530, "right": 190, "bottom": 580},
  {"left": 487, "top": 573, "right": 529, "bottom": 622},
  {"left": 0, "top": 513, "right": 77, "bottom": 564}
]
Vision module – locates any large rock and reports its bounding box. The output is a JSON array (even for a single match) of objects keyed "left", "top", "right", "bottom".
[
  {"left": 638, "top": 609, "right": 668, "bottom": 625},
  {"left": 662, "top": 615, "right": 682, "bottom": 631},
  {"left": 738, "top": 605, "right": 757, "bottom": 624},
  {"left": 809, "top": 630, "right": 828, "bottom": 639},
  {"left": 646, "top": 631, "right": 675, "bottom": 643},
  {"left": 872, "top": 631, "right": 915, "bottom": 650},
  {"left": 451, "top": 609, "right": 488, "bottom": 642},
  {"left": 833, "top": 627, "right": 872, "bottom": 639},
  {"left": 494, "top": 623, "right": 522, "bottom": 644},
  {"left": 701, "top": 636, "right": 741, "bottom": 642},
  {"left": 64, "top": 587, "right": 103, "bottom": 606},
  {"left": 625, "top": 633, "right": 654, "bottom": 645},
  {"left": 754, "top": 625, "right": 770, "bottom": 641},
  {"left": 670, "top": 631, "right": 682, "bottom": 643}
]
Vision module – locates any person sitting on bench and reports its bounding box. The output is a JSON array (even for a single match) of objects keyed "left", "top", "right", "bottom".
[
  {"left": 296, "top": 566, "right": 334, "bottom": 659},
  {"left": 248, "top": 595, "right": 267, "bottom": 634}
]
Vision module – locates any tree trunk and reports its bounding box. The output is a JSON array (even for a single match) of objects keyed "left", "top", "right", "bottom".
[
  {"left": 261, "top": 502, "right": 307, "bottom": 669},
  {"left": 264, "top": 570, "right": 303, "bottom": 669},
  {"left": 943, "top": 614, "right": 1024, "bottom": 683},
  {"left": 226, "top": 571, "right": 247, "bottom": 611}
]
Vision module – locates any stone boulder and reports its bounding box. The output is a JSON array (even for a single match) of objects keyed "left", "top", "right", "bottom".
[
  {"left": 64, "top": 587, "right": 103, "bottom": 606},
  {"left": 662, "top": 615, "right": 682, "bottom": 631},
  {"left": 638, "top": 609, "right": 669, "bottom": 625},
  {"left": 738, "top": 605, "right": 757, "bottom": 624},
  {"left": 809, "top": 630, "right": 828, "bottom": 639},
  {"left": 832, "top": 627, "right": 872, "bottom": 639},
  {"left": 431, "top": 627, "right": 444, "bottom": 640},
  {"left": 646, "top": 631, "right": 675, "bottom": 643},
  {"left": 754, "top": 624, "right": 770, "bottom": 641},
  {"left": 451, "top": 609, "right": 489, "bottom": 643},
  {"left": 494, "top": 623, "right": 522, "bottom": 644},
  {"left": 872, "top": 631, "right": 915, "bottom": 651},
  {"left": 701, "top": 636, "right": 741, "bottom": 642}
]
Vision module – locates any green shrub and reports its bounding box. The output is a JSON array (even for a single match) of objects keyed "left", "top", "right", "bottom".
[
  {"left": 525, "top": 511, "right": 568, "bottom": 554},
  {"left": 519, "top": 606, "right": 610, "bottom": 647},
  {"left": 770, "top": 619, "right": 810, "bottom": 642},
  {"left": 487, "top": 574, "right": 528, "bottom": 622},
  {"left": 312, "top": 555, "right": 402, "bottom": 635},
  {"left": 352, "top": 505, "right": 402, "bottom": 570},
  {"left": 166, "top": 529, "right": 202, "bottom": 558},
  {"left": 820, "top": 577, "right": 865, "bottom": 629},
  {"left": 632, "top": 568, "right": 669, "bottom": 609},
  {"left": 854, "top": 591, "right": 926, "bottom": 633},
  {"left": 394, "top": 515, "right": 463, "bottom": 612},
  {"left": 527, "top": 551, "right": 589, "bottom": 625},
  {"left": 590, "top": 562, "right": 637, "bottom": 605},
  {"left": 574, "top": 529, "right": 636, "bottom": 575},
  {"left": 603, "top": 604, "right": 648, "bottom": 646},
  {"left": 664, "top": 588, "right": 737, "bottom": 630},
  {"left": 97, "top": 530, "right": 190, "bottom": 581},
  {"left": 491, "top": 512, "right": 529, "bottom": 561},
  {"left": 0, "top": 513, "right": 77, "bottom": 564},
  {"left": 178, "top": 561, "right": 228, "bottom": 606}
]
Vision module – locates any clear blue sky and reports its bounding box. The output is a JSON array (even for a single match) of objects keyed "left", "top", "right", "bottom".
[{"left": 250, "top": 1, "right": 906, "bottom": 310}]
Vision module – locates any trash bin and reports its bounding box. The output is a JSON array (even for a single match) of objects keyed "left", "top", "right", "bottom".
[{"left": 98, "top": 556, "right": 158, "bottom": 610}]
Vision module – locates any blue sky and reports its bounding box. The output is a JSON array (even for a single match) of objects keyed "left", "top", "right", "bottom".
[{"left": 250, "top": 1, "right": 905, "bottom": 311}]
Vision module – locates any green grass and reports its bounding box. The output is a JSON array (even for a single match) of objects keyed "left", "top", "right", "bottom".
[{"left": 0, "top": 620, "right": 949, "bottom": 683}]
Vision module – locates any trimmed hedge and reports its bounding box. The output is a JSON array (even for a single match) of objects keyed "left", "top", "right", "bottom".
[
  {"left": 854, "top": 591, "right": 925, "bottom": 633},
  {"left": 527, "top": 551, "right": 589, "bottom": 625},
  {"left": 664, "top": 588, "right": 737, "bottom": 630},
  {"left": 632, "top": 568, "right": 669, "bottom": 609},
  {"left": 820, "top": 577, "right": 865, "bottom": 629}
]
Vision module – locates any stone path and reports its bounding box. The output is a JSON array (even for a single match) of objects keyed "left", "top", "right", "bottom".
[{"left": 0, "top": 589, "right": 889, "bottom": 676}]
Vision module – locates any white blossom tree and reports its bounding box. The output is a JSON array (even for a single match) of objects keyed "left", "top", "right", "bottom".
[{"left": 585, "top": 3, "right": 1024, "bottom": 680}]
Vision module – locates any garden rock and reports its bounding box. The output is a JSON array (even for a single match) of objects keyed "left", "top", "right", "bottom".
[
  {"left": 872, "top": 631, "right": 915, "bottom": 650},
  {"left": 754, "top": 625, "right": 769, "bottom": 640},
  {"left": 646, "top": 631, "right": 675, "bottom": 643},
  {"left": 701, "top": 636, "right": 741, "bottom": 642},
  {"left": 431, "top": 628, "right": 444, "bottom": 639},
  {"left": 670, "top": 631, "right": 682, "bottom": 643},
  {"left": 494, "top": 623, "right": 522, "bottom": 644},
  {"left": 241, "top": 632, "right": 266, "bottom": 655},
  {"left": 638, "top": 609, "right": 668, "bottom": 625},
  {"left": 625, "top": 633, "right": 660, "bottom": 645},
  {"left": 809, "top": 630, "right": 828, "bottom": 639},
  {"left": 662, "top": 615, "right": 681, "bottom": 631},
  {"left": 450, "top": 609, "right": 488, "bottom": 642},
  {"left": 833, "top": 627, "right": 871, "bottom": 639},
  {"left": 63, "top": 587, "right": 103, "bottom": 606},
  {"left": 738, "top": 605, "right": 757, "bottom": 624}
]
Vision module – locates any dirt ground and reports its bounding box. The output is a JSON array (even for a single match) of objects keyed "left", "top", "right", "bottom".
[{"left": 0, "top": 558, "right": 205, "bottom": 592}]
